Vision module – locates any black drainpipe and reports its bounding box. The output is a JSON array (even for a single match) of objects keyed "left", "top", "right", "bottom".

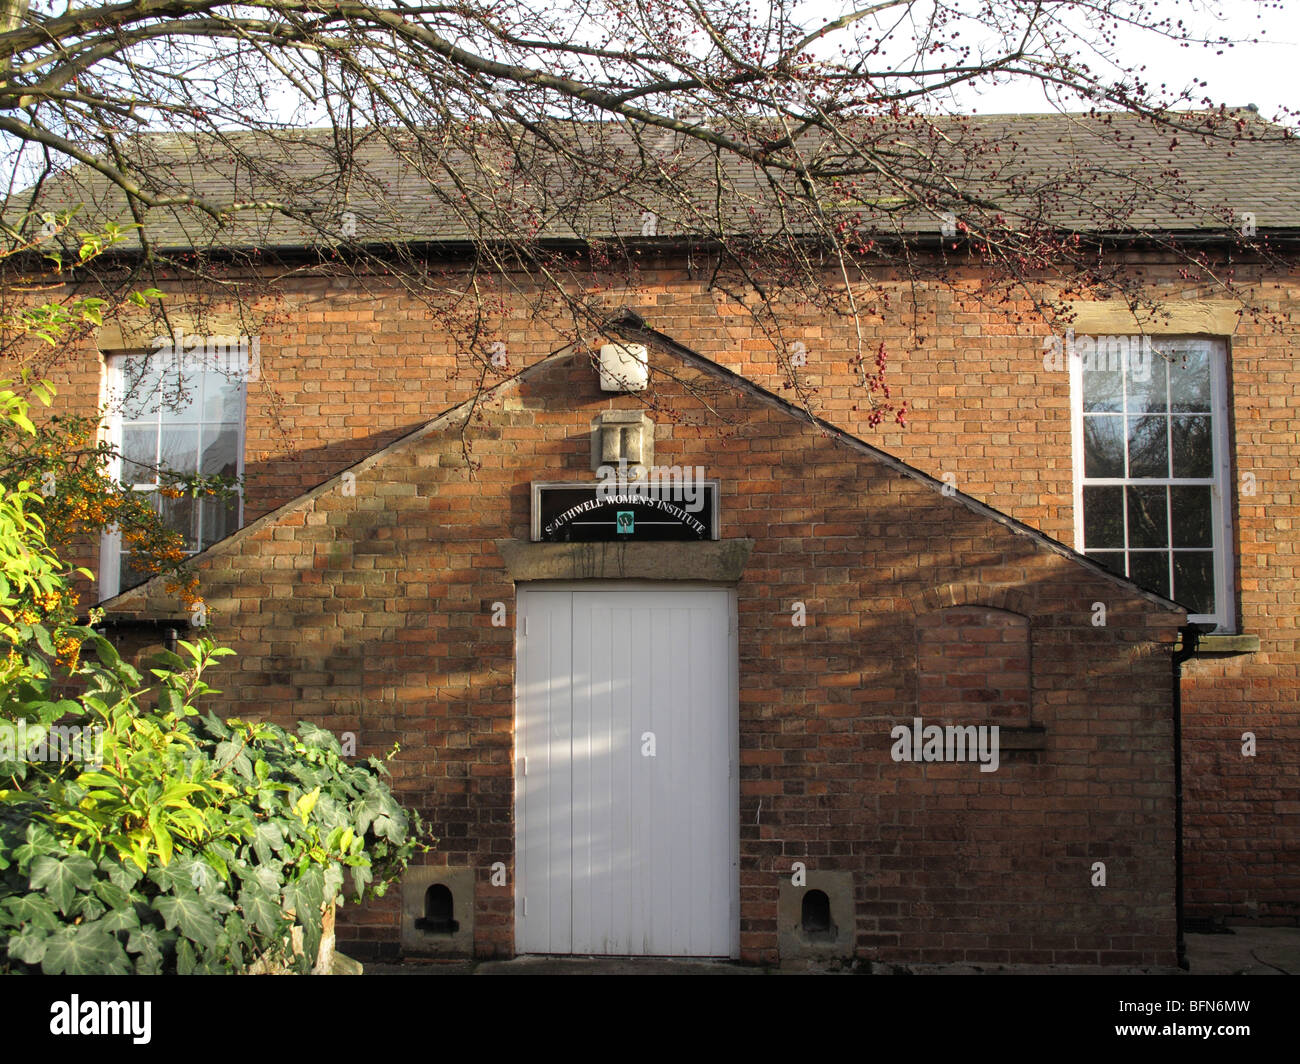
[{"left": 1171, "top": 622, "right": 1210, "bottom": 970}]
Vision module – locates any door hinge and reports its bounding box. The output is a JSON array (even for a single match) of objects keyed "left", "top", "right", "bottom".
[{"left": 518, "top": 755, "right": 527, "bottom": 777}]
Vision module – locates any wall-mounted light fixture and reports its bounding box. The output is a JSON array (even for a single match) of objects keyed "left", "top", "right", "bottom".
[{"left": 598, "top": 342, "right": 649, "bottom": 392}]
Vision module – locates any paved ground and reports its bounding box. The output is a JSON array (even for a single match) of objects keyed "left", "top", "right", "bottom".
[
  {"left": 1183, "top": 926, "right": 1297, "bottom": 975},
  {"left": 358, "top": 926, "right": 1298, "bottom": 975}
]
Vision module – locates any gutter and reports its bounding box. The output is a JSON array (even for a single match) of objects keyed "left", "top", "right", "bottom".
[{"left": 7, "top": 229, "right": 1300, "bottom": 273}]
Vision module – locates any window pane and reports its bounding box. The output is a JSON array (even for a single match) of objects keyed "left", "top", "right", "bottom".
[
  {"left": 1125, "top": 342, "right": 1166, "bottom": 413},
  {"left": 1081, "top": 343, "right": 1124, "bottom": 412},
  {"left": 201, "top": 424, "right": 240, "bottom": 478},
  {"left": 1171, "top": 415, "right": 1213, "bottom": 478},
  {"left": 1127, "top": 485, "right": 1168, "bottom": 548},
  {"left": 160, "top": 494, "right": 198, "bottom": 552},
  {"left": 121, "top": 426, "right": 158, "bottom": 485},
  {"left": 1169, "top": 347, "right": 1211, "bottom": 412},
  {"left": 200, "top": 496, "right": 240, "bottom": 550},
  {"left": 1173, "top": 552, "right": 1215, "bottom": 614},
  {"left": 159, "top": 426, "right": 201, "bottom": 477},
  {"left": 113, "top": 354, "right": 164, "bottom": 420},
  {"left": 1127, "top": 415, "right": 1169, "bottom": 478},
  {"left": 155, "top": 363, "right": 202, "bottom": 421},
  {"left": 1084, "top": 415, "right": 1125, "bottom": 477},
  {"left": 118, "top": 551, "right": 154, "bottom": 593},
  {"left": 203, "top": 371, "right": 245, "bottom": 422},
  {"left": 1130, "top": 551, "right": 1171, "bottom": 598},
  {"left": 1083, "top": 485, "right": 1124, "bottom": 548},
  {"left": 1170, "top": 486, "right": 1213, "bottom": 547},
  {"left": 1086, "top": 550, "right": 1126, "bottom": 577}
]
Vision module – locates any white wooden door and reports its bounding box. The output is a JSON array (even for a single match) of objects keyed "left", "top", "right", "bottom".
[{"left": 516, "top": 586, "right": 737, "bottom": 957}]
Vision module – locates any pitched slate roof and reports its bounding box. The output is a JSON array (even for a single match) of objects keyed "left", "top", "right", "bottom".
[{"left": 8, "top": 109, "right": 1299, "bottom": 254}]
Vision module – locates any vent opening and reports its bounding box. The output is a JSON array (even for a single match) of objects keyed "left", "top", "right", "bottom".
[
  {"left": 415, "top": 884, "right": 459, "bottom": 934},
  {"left": 801, "top": 889, "right": 832, "bottom": 935}
]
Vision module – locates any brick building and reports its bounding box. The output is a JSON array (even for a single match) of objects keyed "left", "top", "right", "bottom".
[{"left": 13, "top": 112, "right": 1298, "bottom": 965}]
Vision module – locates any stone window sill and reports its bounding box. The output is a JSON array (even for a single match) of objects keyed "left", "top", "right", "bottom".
[
  {"left": 1176, "top": 634, "right": 1260, "bottom": 655},
  {"left": 998, "top": 725, "right": 1047, "bottom": 751}
]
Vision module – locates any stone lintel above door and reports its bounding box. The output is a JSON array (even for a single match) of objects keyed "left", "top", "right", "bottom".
[{"left": 495, "top": 539, "right": 754, "bottom": 582}]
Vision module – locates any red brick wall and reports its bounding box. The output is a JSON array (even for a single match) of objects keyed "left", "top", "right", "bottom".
[
  {"left": 33, "top": 249, "right": 1298, "bottom": 929},
  {"left": 105, "top": 348, "right": 1184, "bottom": 964},
  {"left": 917, "top": 607, "right": 1032, "bottom": 726}
]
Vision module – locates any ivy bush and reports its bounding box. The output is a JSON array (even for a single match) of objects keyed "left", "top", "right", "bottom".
[{"left": 0, "top": 383, "right": 427, "bottom": 974}]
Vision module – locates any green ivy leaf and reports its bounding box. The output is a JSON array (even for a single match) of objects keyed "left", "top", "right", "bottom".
[
  {"left": 3, "top": 891, "right": 60, "bottom": 930},
  {"left": 353, "top": 789, "right": 392, "bottom": 839},
  {"left": 7, "top": 923, "right": 49, "bottom": 966},
  {"left": 201, "top": 710, "right": 230, "bottom": 739},
  {"left": 153, "top": 889, "right": 222, "bottom": 950},
  {"left": 30, "top": 854, "right": 96, "bottom": 915},
  {"left": 103, "top": 856, "right": 144, "bottom": 892},
  {"left": 175, "top": 935, "right": 198, "bottom": 975},
  {"left": 288, "top": 866, "right": 325, "bottom": 961},
  {"left": 252, "top": 821, "right": 285, "bottom": 863},
  {"left": 297, "top": 722, "right": 341, "bottom": 753},
  {"left": 127, "top": 924, "right": 165, "bottom": 973},
  {"left": 251, "top": 863, "right": 284, "bottom": 896},
  {"left": 313, "top": 793, "right": 346, "bottom": 834},
  {"left": 237, "top": 880, "right": 283, "bottom": 937},
  {"left": 93, "top": 877, "right": 132, "bottom": 911},
  {"left": 349, "top": 862, "right": 374, "bottom": 899},
  {"left": 99, "top": 903, "right": 141, "bottom": 934},
  {"left": 69, "top": 890, "right": 106, "bottom": 921},
  {"left": 221, "top": 911, "right": 250, "bottom": 955},
  {"left": 41, "top": 923, "right": 131, "bottom": 975},
  {"left": 322, "top": 863, "right": 344, "bottom": 904},
  {"left": 215, "top": 739, "right": 252, "bottom": 781},
  {"left": 148, "top": 854, "right": 198, "bottom": 894}
]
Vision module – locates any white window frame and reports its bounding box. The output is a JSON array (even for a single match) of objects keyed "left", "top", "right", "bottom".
[
  {"left": 98, "top": 348, "right": 247, "bottom": 601},
  {"left": 1069, "top": 335, "right": 1235, "bottom": 633}
]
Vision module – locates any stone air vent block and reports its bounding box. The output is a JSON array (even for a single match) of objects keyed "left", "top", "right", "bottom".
[
  {"left": 590, "top": 410, "right": 654, "bottom": 473},
  {"left": 777, "top": 870, "right": 855, "bottom": 963},
  {"left": 400, "top": 866, "right": 474, "bottom": 957}
]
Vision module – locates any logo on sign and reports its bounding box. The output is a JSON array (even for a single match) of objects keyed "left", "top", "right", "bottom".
[{"left": 616, "top": 511, "right": 634, "bottom": 534}]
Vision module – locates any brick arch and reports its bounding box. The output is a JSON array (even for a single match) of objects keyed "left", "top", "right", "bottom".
[{"left": 907, "top": 582, "right": 1032, "bottom": 618}]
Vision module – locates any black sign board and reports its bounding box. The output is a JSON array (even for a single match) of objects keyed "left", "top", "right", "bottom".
[{"left": 532, "top": 481, "right": 720, "bottom": 542}]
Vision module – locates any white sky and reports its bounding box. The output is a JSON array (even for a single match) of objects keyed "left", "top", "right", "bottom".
[{"left": 795, "top": 0, "right": 1299, "bottom": 126}]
